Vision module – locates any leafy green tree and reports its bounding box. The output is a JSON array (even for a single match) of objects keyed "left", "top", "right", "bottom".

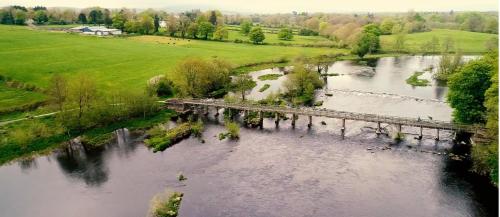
[
  {"left": 213, "top": 25, "right": 229, "bottom": 40},
  {"left": 434, "top": 51, "right": 463, "bottom": 81},
  {"left": 233, "top": 74, "right": 255, "bottom": 101},
  {"left": 362, "top": 24, "right": 382, "bottom": 36},
  {"left": 277, "top": 27, "right": 294, "bottom": 41},
  {"left": 33, "top": 10, "right": 48, "bottom": 24},
  {"left": 209, "top": 10, "right": 217, "bottom": 26},
  {"left": 447, "top": 57, "right": 494, "bottom": 124},
  {"left": 77, "top": 13, "right": 87, "bottom": 24},
  {"left": 112, "top": 10, "right": 127, "bottom": 31},
  {"left": 103, "top": 9, "right": 112, "bottom": 27},
  {"left": 240, "top": 20, "right": 252, "bottom": 35},
  {"left": 249, "top": 27, "right": 265, "bottom": 44},
  {"left": 166, "top": 15, "right": 178, "bottom": 36},
  {"left": 171, "top": 58, "right": 232, "bottom": 98},
  {"left": 198, "top": 21, "right": 214, "bottom": 39},
  {"left": 13, "top": 9, "right": 26, "bottom": 25},
  {"left": 187, "top": 22, "right": 199, "bottom": 38},
  {"left": 139, "top": 15, "right": 154, "bottom": 34},
  {"left": 380, "top": 19, "right": 395, "bottom": 35},
  {"left": 284, "top": 63, "right": 324, "bottom": 106},
  {"left": 88, "top": 9, "right": 103, "bottom": 24},
  {"left": 154, "top": 14, "right": 160, "bottom": 33},
  {"left": 351, "top": 32, "right": 379, "bottom": 58}
]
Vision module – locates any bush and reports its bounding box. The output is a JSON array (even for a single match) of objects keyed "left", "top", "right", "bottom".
[
  {"left": 144, "top": 123, "right": 192, "bottom": 152},
  {"left": 406, "top": 71, "right": 430, "bottom": 86},
  {"left": 259, "top": 84, "right": 270, "bottom": 92},
  {"left": 190, "top": 120, "right": 204, "bottom": 138},
  {"left": 149, "top": 191, "right": 183, "bottom": 217},
  {"left": 225, "top": 121, "right": 240, "bottom": 139}
]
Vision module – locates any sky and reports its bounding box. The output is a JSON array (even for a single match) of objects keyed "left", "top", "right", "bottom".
[{"left": 2, "top": 0, "right": 499, "bottom": 13}]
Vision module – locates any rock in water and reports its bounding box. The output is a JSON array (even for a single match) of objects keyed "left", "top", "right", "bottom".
[{"left": 353, "top": 67, "right": 375, "bottom": 77}]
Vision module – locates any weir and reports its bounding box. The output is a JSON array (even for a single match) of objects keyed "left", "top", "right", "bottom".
[{"left": 164, "top": 99, "right": 485, "bottom": 139}]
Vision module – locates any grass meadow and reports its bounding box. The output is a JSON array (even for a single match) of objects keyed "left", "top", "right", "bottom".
[{"left": 380, "top": 29, "right": 497, "bottom": 53}]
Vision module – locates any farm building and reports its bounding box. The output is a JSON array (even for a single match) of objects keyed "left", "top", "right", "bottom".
[{"left": 69, "top": 26, "right": 122, "bottom": 36}]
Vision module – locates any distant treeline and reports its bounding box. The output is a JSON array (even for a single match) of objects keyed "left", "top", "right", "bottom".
[{"left": 0, "top": 5, "right": 497, "bottom": 45}]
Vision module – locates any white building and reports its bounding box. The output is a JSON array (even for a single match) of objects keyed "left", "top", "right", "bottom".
[{"left": 69, "top": 26, "right": 122, "bottom": 36}]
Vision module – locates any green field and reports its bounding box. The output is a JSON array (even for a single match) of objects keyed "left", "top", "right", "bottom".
[
  {"left": 0, "top": 25, "right": 343, "bottom": 93},
  {"left": 0, "top": 82, "right": 46, "bottom": 113},
  {"left": 381, "top": 29, "right": 497, "bottom": 53}
]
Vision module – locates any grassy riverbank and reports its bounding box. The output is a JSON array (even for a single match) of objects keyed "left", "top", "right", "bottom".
[{"left": 0, "top": 109, "right": 175, "bottom": 165}]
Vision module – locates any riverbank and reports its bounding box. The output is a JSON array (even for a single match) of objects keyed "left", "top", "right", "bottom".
[{"left": 0, "top": 109, "right": 176, "bottom": 165}]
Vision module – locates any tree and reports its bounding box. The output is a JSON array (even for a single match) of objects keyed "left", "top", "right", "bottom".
[
  {"left": 139, "top": 15, "right": 154, "bottom": 34},
  {"left": 442, "top": 36, "right": 455, "bottom": 53},
  {"left": 77, "top": 13, "right": 87, "bottom": 24},
  {"left": 393, "top": 32, "right": 407, "bottom": 53},
  {"left": 209, "top": 10, "right": 217, "bottom": 26},
  {"left": 68, "top": 75, "right": 97, "bottom": 131},
  {"left": 88, "top": 9, "right": 103, "bottom": 24},
  {"left": 249, "top": 27, "right": 265, "bottom": 44},
  {"left": 166, "top": 15, "right": 178, "bottom": 36},
  {"left": 103, "top": 9, "right": 112, "bottom": 27},
  {"left": 112, "top": 10, "right": 127, "bottom": 31},
  {"left": 447, "top": 57, "right": 494, "bottom": 124},
  {"left": 33, "top": 10, "right": 48, "bottom": 24},
  {"left": 13, "top": 9, "right": 26, "bottom": 25},
  {"left": 178, "top": 15, "right": 191, "bottom": 38},
  {"left": 154, "top": 14, "right": 160, "bottom": 33},
  {"left": 233, "top": 74, "right": 255, "bottom": 101},
  {"left": 171, "top": 58, "right": 231, "bottom": 98},
  {"left": 213, "top": 25, "right": 229, "bottom": 41},
  {"left": 277, "top": 27, "right": 293, "bottom": 41},
  {"left": 198, "top": 21, "right": 214, "bottom": 40},
  {"left": 352, "top": 32, "right": 379, "bottom": 58},
  {"left": 284, "top": 63, "right": 324, "bottom": 106},
  {"left": 240, "top": 20, "right": 252, "bottom": 35},
  {"left": 362, "top": 24, "right": 382, "bottom": 36},
  {"left": 380, "top": 19, "right": 395, "bottom": 35},
  {"left": 434, "top": 51, "right": 463, "bottom": 81},
  {"left": 187, "top": 22, "right": 199, "bottom": 38},
  {"left": 48, "top": 74, "right": 68, "bottom": 114}
]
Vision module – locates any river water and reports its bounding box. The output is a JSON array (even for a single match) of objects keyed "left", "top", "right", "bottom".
[{"left": 0, "top": 56, "right": 497, "bottom": 217}]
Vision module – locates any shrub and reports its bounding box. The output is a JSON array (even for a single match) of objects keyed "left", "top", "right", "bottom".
[
  {"left": 225, "top": 121, "right": 240, "bottom": 139},
  {"left": 190, "top": 120, "right": 204, "bottom": 138},
  {"left": 144, "top": 123, "right": 192, "bottom": 152},
  {"left": 259, "top": 84, "right": 270, "bottom": 92},
  {"left": 406, "top": 71, "right": 430, "bottom": 87},
  {"left": 149, "top": 190, "right": 183, "bottom": 217}
]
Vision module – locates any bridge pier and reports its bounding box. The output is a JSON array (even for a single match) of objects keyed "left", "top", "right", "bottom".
[
  {"left": 204, "top": 105, "right": 209, "bottom": 116},
  {"left": 291, "top": 114, "right": 297, "bottom": 128},
  {"left": 214, "top": 107, "right": 219, "bottom": 116},
  {"left": 435, "top": 129, "right": 440, "bottom": 141},
  {"left": 341, "top": 118, "right": 346, "bottom": 139},
  {"left": 418, "top": 127, "right": 423, "bottom": 140},
  {"left": 275, "top": 113, "right": 280, "bottom": 127},
  {"left": 397, "top": 124, "right": 402, "bottom": 133},
  {"left": 376, "top": 122, "right": 381, "bottom": 135},
  {"left": 259, "top": 111, "right": 264, "bottom": 129},
  {"left": 308, "top": 116, "right": 312, "bottom": 128}
]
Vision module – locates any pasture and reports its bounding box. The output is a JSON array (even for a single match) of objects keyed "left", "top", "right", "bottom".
[
  {"left": 0, "top": 25, "right": 344, "bottom": 92},
  {"left": 380, "top": 29, "right": 497, "bottom": 53}
]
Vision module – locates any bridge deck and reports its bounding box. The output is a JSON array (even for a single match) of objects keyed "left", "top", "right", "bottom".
[{"left": 165, "top": 99, "right": 482, "bottom": 133}]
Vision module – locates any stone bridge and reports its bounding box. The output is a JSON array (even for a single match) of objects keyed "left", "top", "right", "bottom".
[{"left": 164, "top": 98, "right": 485, "bottom": 141}]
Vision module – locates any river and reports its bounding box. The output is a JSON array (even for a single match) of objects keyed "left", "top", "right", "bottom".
[{"left": 0, "top": 56, "right": 497, "bottom": 217}]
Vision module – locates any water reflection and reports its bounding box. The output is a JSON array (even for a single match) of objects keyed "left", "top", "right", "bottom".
[{"left": 55, "top": 147, "right": 110, "bottom": 187}]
